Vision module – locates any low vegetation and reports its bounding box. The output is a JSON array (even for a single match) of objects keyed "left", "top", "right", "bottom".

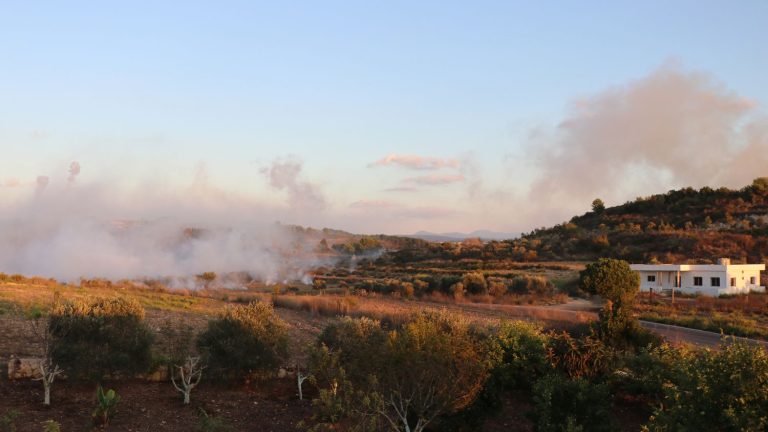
[
  {"left": 2, "top": 252, "right": 768, "bottom": 430},
  {"left": 49, "top": 297, "right": 154, "bottom": 381},
  {"left": 197, "top": 302, "right": 289, "bottom": 382}
]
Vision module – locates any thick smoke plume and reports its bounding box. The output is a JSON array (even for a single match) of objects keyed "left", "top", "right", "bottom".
[
  {"left": 262, "top": 157, "right": 325, "bottom": 211},
  {"left": 0, "top": 160, "right": 331, "bottom": 285},
  {"left": 528, "top": 65, "right": 768, "bottom": 213}
]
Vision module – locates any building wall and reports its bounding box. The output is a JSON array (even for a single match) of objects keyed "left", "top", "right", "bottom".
[{"left": 636, "top": 266, "right": 764, "bottom": 296}]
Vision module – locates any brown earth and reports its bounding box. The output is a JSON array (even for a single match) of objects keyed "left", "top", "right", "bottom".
[{"left": 0, "top": 376, "right": 315, "bottom": 432}]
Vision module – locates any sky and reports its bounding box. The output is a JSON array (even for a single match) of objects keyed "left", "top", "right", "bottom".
[{"left": 1, "top": 0, "right": 767, "bottom": 235}]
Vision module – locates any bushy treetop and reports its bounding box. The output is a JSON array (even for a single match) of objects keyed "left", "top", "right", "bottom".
[{"left": 579, "top": 258, "right": 639, "bottom": 305}]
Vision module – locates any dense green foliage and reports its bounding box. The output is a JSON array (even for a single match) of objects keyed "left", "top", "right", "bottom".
[
  {"left": 489, "top": 321, "right": 550, "bottom": 390},
  {"left": 532, "top": 374, "right": 614, "bottom": 432},
  {"left": 580, "top": 259, "right": 652, "bottom": 347},
  {"left": 580, "top": 259, "right": 639, "bottom": 305},
  {"left": 646, "top": 341, "right": 768, "bottom": 431},
  {"left": 49, "top": 297, "right": 154, "bottom": 381},
  {"left": 197, "top": 302, "right": 289, "bottom": 381},
  {"left": 309, "top": 312, "right": 493, "bottom": 432}
]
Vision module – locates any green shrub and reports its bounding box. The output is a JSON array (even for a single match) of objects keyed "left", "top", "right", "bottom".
[
  {"left": 531, "top": 374, "right": 615, "bottom": 432},
  {"left": 49, "top": 297, "right": 154, "bottom": 381},
  {"left": 462, "top": 272, "right": 488, "bottom": 295},
  {"left": 646, "top": 340, "right": 768, "bottom": 431},
  {"left": 546, "top": 331, "right": 615, "bottom": 379},
  {"left": 509, "top": 275, "right": 555, "bottom": 296},
  {"left": 41, "top": 420, "right": 61, "bottom": 432},
  {"left": 311, "top": 311, "right": 492, "bottom": 432},
  {"left": 491, "top": 321, "right": 551, "bottom": 390},
  {"left": 0, "top": 410, "right": 19, "bottom": 432},
  {"left": 197, "top": 302, "right": 288, "bottom": 381},
  {"left": 315, "top": 316, "right": 386, "bottom": 383},
  {"left": 614, "top": 344, "right": 690, "bottom": 405},
  {"left": 196, "top": 408, "right": 233, "bottom": 432},
  {"left": 92, "top": 385, "right": 120, "bottom": 426}
]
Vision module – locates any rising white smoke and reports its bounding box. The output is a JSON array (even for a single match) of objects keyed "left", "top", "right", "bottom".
[
  {"left": 526, "top": 64, "right": 768, "bottom": 214},
  {"left": 0, "top": 160, "right": 332, "bottom": 284},
  {"left": 67, "top": 161, "right": 81, "bottom": 185}
]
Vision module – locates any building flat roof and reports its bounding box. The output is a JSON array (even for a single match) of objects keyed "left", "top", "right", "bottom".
[{"left": 630, "top": 264, "right": 766, "bottom": 271}]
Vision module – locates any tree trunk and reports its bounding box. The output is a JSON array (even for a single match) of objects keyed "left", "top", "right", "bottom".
[
  {"left": 44, "top": 382, "right": 51, "bottom": 406},
  {"left": 183, "top": 391, "right": 190, "bottom": 405}
]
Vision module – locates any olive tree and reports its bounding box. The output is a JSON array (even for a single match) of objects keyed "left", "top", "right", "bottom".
[
  {"left": 49, "top": 297, "right": 153, "bottom": 381},
  {"left": 367, "top": 312, "right": 491, "bottom": 431},
  {"left": 197, "top": 302, "right": 289, "bottom": 382}
]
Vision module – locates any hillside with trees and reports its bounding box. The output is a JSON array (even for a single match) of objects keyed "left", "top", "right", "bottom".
[{"left": 387, "top": 178, "right": 768, "bottom": 264}]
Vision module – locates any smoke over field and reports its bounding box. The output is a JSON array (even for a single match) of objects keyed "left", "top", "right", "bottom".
[{"left": 0, "top": 160, "right": 333, "bottom": 284}]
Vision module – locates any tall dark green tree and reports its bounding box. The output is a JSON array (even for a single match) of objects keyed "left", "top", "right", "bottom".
[{"left": 580, "top": 259, "right": 646, "bottom": 347}]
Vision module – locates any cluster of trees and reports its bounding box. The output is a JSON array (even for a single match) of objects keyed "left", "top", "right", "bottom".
[
  {"left": 346, "top": 272, "right": 555, "bottom": 299},
  {"left": 382, "top": 179, "right": 768, "bottom": 264}
]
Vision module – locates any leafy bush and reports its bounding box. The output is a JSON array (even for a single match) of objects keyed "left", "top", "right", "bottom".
[
  {"left": 92, "top": 385, "right": 120, "bottom": 426},
  {"left": 41, "top": 420, "right": 61, "bottom": 432},
  {"left": 310, "top": 312, "right": 493, "bottom": 432},
  {"left": 462, "top": 272, "right": 488, "bottom": 295},
  {"left": 509, "top": 276, "right": 555, "bottom": 296},
  {"left": 614, "top": 344, "right": 690, "bottom": 405},
  {"left": 646, "top": 340, "right": 768, "bottom": 431},
  {"left": 196, "top": 409, "right": 234, "bottom": 432},
  {"left": 546, "top": 331, "right": 615, "bottom": 379},
  {"left": 197, "top": 302, "right": 289, "bottom": 381},
  {"left": 490, "top": 321, "right": 551, "bottom": 390},
  {"left": 0, "top": 410, "right": 19, "bottom": 432},
  {"left": 315, "top": 316, "right": 386, "bottom": 383},
  {"left": 49, "top": 297, "right": 154, "bottom": 381},
  {"left": 531, "top": 374, "right": 614, "bottom": 432}
]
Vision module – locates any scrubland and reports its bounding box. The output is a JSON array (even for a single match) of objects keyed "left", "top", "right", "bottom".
[{"left": 1, "top": 258, "right": 768, "bottom": 431}]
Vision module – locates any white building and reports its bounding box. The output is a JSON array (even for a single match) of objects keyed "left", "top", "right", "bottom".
[{"left": 630, "top": 258, "right": 765, "bottom": 297}]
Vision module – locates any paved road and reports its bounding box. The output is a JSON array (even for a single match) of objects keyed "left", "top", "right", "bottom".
[
  {"left": 455, "top": 298, "right": 768, "bottom": 349},
  {"left": 639, "top": 320, "right": 768, "bottom": 349}
]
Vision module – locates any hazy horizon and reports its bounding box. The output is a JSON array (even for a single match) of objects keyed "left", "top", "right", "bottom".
[{"left": 2, "top": 1, "right": 768, "bottom": 280}]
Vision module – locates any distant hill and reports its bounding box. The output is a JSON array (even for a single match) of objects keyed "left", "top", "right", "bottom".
[
  {"left": 384, "top": 178, "right": 768, "bottom": 265},
  {"left": 507, "top": 178, "right": 768, "bottom": 264},
  {"left": 408, "top": 230, "right": 519, "bottom": 242}
]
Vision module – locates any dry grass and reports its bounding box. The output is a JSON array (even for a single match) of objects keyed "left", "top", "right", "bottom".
[{"left": 271, "top": 293, "right": 596, "bottom": 331}]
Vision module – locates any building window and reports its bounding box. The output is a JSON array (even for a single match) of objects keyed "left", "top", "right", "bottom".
[
  {"left": 647, "top": 275, "right": 656, "bottom": 282},
  {"left": 711, "top": 277, "right": 721, "bottom": 287},
  {"left": 694, "top": 277, "right": 703, "bottom": 286},
  {"left": 751, "top": 276, "right": 757, "bottom": 285},
  {"left": 731, "top": 278, "right": 736, "bottom": 287}
]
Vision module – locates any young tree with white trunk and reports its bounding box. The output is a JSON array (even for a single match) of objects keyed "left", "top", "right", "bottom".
[
  {"left": 296, "top": 364, "right": 309, "bottom": 400},
  {"left": 29, "top": 314, "right": 64, "bottom": 406},
  {"left": 171, "top": 356, "right": 205, "bottom": 405}
]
